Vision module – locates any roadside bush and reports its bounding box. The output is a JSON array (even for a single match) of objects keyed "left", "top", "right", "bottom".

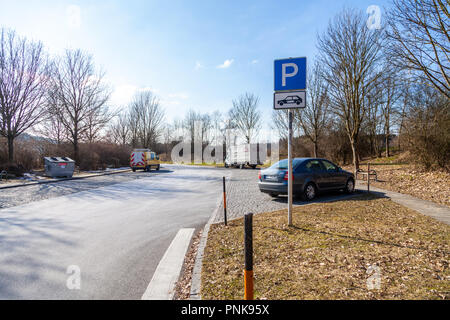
[
  {"left": 321, "top": 130, "right": 352, "bottom": 165},
  {"left": 401, "top": 86, "right": 450, "bottom": 171},
  {"left": 0, "top": 137, "right": 42, "bottom": 173},
  {"left": 14, "top": 141, "right": 41, "bottom": 171},
  {"left": 78, "top": 142, "right": 132, "bottom": 170}
]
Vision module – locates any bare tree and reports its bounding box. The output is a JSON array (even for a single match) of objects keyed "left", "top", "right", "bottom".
[
  {"left": 386, "top": 0, "right": 449, "bottom": 98},
  {"left": 109, "top": 111, "right": 130, "bottom": 145},
  {"left": 128, "top": 90, "right": 164, "bottom": 149},
  {"left": 48, "top": 49, "right": 111, "bottom": 163},
  {"left": 318, "top": 8, "right": 384, "bottom": 171},
  {"left": 402, "top": 84, "right": 449, "bottom": 169},
  {"left": 271, "top": 110, "right": 289, "bottom": 140},
  {"left": 271, "top": 108, "right": 304, "bottom": 140},
  {"left": 34, "top": 110, "right": 67, "bottom": 146},
  {"left": 229, "top": 92, "right": 262, "bottom": 143},
  {"left": 396, "top": 80, "right": 412, "bottom": 151},
  {"left": 297, "top": 62, "right": 330, "bottom": 157},
  {"left": 128, "top": 104, "right": 141, "bottom": 148},
  {"left": 379, "top": 65, "right": 401, "bottom": 157},
  {"left": 162, "top": 123, "right": 173, "bottom": 156},
  {"left": 0, "top": 28, "right": 51, "bottom": 162},
  {"left": 182, "top": 109, "right": 212, "bottom": 144},
  {"left": 365, "top": 93, "right": 383, "bottom": 157},
  {"left": 85, "top": 104, "right": 114, "bottom": 143}
]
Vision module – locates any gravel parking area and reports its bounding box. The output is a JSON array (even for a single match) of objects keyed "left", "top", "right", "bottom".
[
  {"left": 213, "top": 168, "right": 362, "bottom": 223},
  {"left": 0, "top": 169, "right": 171, "bottom": 209},
  {"left": 213, "top": 169, "right": 286, "bottom": 223}
]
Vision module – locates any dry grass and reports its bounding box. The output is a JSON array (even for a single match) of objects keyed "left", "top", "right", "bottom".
[
  {"left": 348, "top": 164, "right": 450, "bottom": 207},
  {"left": 201, "top": 195, "right": 450, "bottom": 300}
]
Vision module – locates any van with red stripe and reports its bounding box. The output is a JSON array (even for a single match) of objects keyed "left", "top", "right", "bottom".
[{"left": 130, "top": 149, "right": 161, "bottom": 172}]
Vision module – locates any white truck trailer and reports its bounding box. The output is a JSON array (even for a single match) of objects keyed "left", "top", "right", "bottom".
[{"left": 225, "top": 144, "right": 264, "bottom": 169}]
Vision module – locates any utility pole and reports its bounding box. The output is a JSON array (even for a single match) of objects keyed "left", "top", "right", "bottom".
[{"left": 288, "top": 110, "right": 293, "bottom": 226}]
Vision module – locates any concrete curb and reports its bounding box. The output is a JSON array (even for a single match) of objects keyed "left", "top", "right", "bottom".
[
  {"left": 0, "top": 168, "right": 132, "bottom": 190},
  {"left": 189, "top": 175, "right": 231, "bottom": 300},
  {"left": 142, "top": 228, "right": 195, "bottom": 300}
]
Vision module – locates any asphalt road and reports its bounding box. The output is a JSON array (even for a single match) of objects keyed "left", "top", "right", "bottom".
[{"left": 0, "top": 165, "right": 227, "bottom": 299}]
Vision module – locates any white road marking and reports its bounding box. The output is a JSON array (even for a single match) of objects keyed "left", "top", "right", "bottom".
[{"left": 141, "top": 228, "right": 195, "bottom": 300}]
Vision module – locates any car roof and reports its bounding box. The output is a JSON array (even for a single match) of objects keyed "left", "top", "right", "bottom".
[
  {"left": 276, "top": 157, "right": 333, "bottom": 161},
  {"left": 280, "top": 157, "right": 328, "bottom": 163}
]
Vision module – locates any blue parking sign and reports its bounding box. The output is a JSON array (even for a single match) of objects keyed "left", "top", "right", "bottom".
[{"left": 274, "top": 57, "right": 307, "bottom": 91}]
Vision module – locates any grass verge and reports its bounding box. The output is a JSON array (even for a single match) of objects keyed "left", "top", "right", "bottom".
[{"left": 201, "top": 195, "right": 449, "bottom": 299}]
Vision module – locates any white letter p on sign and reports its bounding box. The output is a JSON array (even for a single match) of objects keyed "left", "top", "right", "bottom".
[{"left": 282, "top": 63, "right": 298, "bottom": 87}]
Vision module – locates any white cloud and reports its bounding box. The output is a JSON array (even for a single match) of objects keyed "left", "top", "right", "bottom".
[
  {"left": 138, "top": 86, "right": 159, "bottom": 94},
  {"left": 167, "top": 92, "right": 189, "bottom": 100},
  {"left": 160, "top": 92, "right": 190, "bottom": 109},
  {"left": 251, "top": 59, "right": 259, "bottom": 64},
  {"left": 110, "top": 84, "right": 159, "bottom": 106},
  {"left": 195, "top": 61, "right": 204, "bottom": 70},
  {"left": 66, "top": 5, "right": 81, "bottom": 29},
  {"left": 217, "top": 59, "right": 234, "bottom": 69},
  {"left": 110, "top": 84, "right": 136, "bottom": 106}
]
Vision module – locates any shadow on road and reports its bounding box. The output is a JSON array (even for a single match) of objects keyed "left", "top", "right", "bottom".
[{"left": 0, "top": 211, "right": 79, "bottom": 299}]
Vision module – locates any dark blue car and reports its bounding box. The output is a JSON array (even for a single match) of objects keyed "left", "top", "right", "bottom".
[{"left": 258, "top": 158, "right": 355, "bottom": 200}]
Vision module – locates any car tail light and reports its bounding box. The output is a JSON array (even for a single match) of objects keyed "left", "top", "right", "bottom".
[
  {"left": 283, "top": 171, "right": 293, "bottom": 181},
  {"left": 258, "top": 171, "right": 261, "bottom": 181}
]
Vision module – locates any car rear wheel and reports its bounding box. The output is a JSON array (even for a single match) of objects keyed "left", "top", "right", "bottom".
[
  {"left": 345, "top": 178, "right": 355, "bottom": 194},
  {"left": 269, "top": 193, "right": 279, "bottom": 198},
  {"left": 302, "top": 183, "right": 316, "bottom": 201}
]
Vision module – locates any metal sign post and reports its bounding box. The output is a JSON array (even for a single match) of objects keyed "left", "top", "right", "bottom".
[
  {"left": 288, "top": 110, "right": 293, "bottom": 225},
  {"left": 273, "top": 57, "right": 307, "bottom": 227}
]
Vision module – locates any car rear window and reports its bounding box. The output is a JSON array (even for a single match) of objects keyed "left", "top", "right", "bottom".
[{"left": 269, "top": 159, "right": 302, "bottom": 170}]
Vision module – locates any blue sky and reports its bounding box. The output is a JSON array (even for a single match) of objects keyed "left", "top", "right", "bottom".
[{"left": 0, "top": 0, "right": 391, "bottom": 128}]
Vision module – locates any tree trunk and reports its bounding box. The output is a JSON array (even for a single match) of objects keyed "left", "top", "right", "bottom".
[
  {"left": 73, "top": 139, "right": 79, "bottom": 166},
  {"left": 350, "top": 140, "right": 359, "bottom": 175},
  {"left": 385, "top": 114, "right": 390, "bottom": 158},
  {"left": 385, "top": 132, "right": 390, "bottom": 158},
  {"left": 313, "top": 141, "right": 318, "bottom": 158},
  {"left": 7, "top": 136, "right": 14, "bottom": 163}
]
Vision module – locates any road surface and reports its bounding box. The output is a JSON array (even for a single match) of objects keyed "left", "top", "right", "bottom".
[{"left": 0, "top": 165, "right": 225, "bottom": 299}]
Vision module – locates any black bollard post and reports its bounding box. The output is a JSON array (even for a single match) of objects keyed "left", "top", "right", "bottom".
[
  {"left": 244, "top": 212, "right": 253, "bottom": 300},
  {"left": 223, "top": 177, "right": 227, "bottom": 226}
]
